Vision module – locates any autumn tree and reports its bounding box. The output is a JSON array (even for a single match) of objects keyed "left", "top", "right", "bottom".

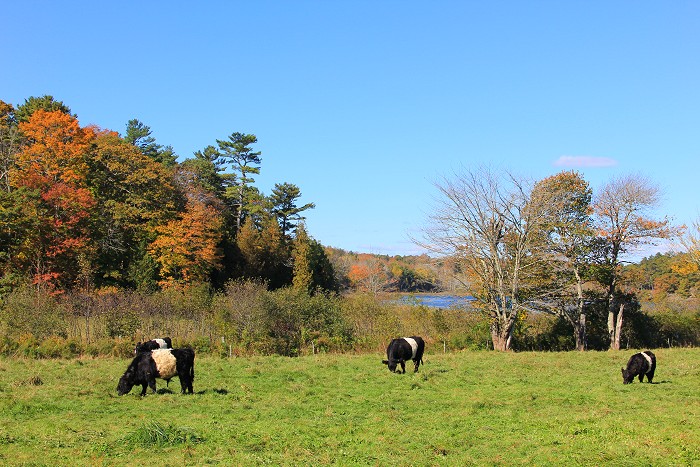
[
  {"left": 530, "top": 171, "right": 598, "bottom": 351},
  {"left": 347, "top": 254, "right": 387, "bottom": 294},
  {"left": 680, "top": 217, "right": 700, "bottom": 271},
  {"left": 10, "top": 110, "right": 96, "bottom": 290},
  {"left": 593, "top": 174, "right": 678, "bottom": 350},
  {"left": 216, "top": 132, "right": 262, "bottom": 231},
  {"left": 86, "top": 131, "right": 180, "bottom": 288},
  {"left": 388, "top": 262, "right": 437, "bottom": 292},
  {"left": 148, "top": 186, "right": 224, "bottom": 288}
]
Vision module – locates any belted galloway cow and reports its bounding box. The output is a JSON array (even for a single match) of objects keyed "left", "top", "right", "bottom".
[
  {"left": 621, "top": 350, "right": 656, "bottom": 384},
  {"left": 382, "top": 336, "right": 425, "bottom": 373},
  {"left": 117, "top": 348, "right": 195, "bottom": 396}
]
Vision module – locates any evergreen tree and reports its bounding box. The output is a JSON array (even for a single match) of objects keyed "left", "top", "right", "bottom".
[
  {"left": 124, "top": 119, "right": 177, "bottom": 167},
  {"left": 14, "top": 95, "right": 72, "bottom": 123},
  {"left": 269, "top": 182, "right": 315, "bottom": 239},
  {"left": 292, "top": 224, "right": 337, "bottom": 294},
  {"left": 216, "top": 132, "right": 261, "bottom": 231}
]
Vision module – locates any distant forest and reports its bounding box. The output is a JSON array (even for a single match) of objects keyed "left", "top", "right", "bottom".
[{"left": 0, "top": 95, "right": 473, "bottom": 296}]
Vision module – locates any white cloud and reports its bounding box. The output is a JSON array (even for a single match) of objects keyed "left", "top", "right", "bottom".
[{"left": 553, "top": 155, "right": 618, "bottom": 168}]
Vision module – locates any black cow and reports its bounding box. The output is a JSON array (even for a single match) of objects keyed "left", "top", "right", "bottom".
[
  {"left": 621, "top": 350, "right": 656, "bottom": 384},
  {"left": 134, "top": 337, "right": 173, "bottom": 355},
  {"left": 117, "top": 348, "right": 195, "bottom": 396},
  {"left": 382, "top": 336, "right": 425, "bottom": 373}
]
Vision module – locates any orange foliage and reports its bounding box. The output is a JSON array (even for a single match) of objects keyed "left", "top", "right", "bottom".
[
  {"left": 347, "top": 264, "right": 370, "bottom": 285},
  {"left": 15, "top": 110, "right": 94, "bottom": 188},
  {"left": 149, "top": 193, "right": 224, "bottom": 287},
  {"left": 10, "top": 110, "right": 97, "bottom": 290}
]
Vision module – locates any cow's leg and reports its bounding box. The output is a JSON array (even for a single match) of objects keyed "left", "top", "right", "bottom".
[
  {"left": 647, "top": 370, "right": 655, "bottom": 383},
  {"left": 638, "top": 374, "right": 644, "bottom": 383},
  {"left": 179, "top": 375, "right": 191, "bottom": 394},
  {"left": 399, "top": 361, "right": 406, "bottom": 373},
  {"left": 413, "top": 359, "right": 420, "bottom": 372},
  {"left": 140, "top": 383, "right": 148, "bottom": 396},
  {"left": 148, "top": 378, "right": 157, "bottom": 394}
]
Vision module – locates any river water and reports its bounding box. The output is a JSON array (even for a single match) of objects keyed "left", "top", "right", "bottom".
[{"left": 397, "top": 294, "right": 475, "bottom": 308}]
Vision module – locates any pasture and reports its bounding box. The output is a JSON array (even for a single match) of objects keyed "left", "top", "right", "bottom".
[{"left": 1, "top": 348, "right": 699, "bottom": 465}]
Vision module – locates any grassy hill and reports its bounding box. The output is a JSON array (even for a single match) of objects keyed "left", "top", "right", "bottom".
[{"left": 1, "top": 349, "right": 699, "bottom": 465}]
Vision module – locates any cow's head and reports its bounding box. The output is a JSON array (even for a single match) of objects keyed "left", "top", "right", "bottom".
[
  {"left": 382, "top": 358, "right": 403, "bottom": 373},
  {"left": 117, "top": 369, "right": 135, "bottom": 395},
  {"left": 622, "top": 368, "right": 634, "bottom": 384},
  {"left": 621, "top": 367, "right": 633, "bottom": 384}
]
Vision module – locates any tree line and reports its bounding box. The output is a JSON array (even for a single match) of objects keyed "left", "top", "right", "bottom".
[
  {"left": 0, "top": 95, "right": 335, "bottom": 294},
  {"left": 0, "top": 95, "right": 458, "bottom": 297}
]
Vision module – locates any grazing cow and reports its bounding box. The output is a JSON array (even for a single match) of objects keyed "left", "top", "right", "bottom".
[
  {"left": 622, "top": 350, "right": 656, "bottom": 384},
  {"left": 382, "top": 336, "right": 425, "bottom": 373},
  {"left": 134, "top": 337, "right": 173, "bottom": 355},
  {"left": 117, "top": 348, "right": 195, "bottom": 396}
]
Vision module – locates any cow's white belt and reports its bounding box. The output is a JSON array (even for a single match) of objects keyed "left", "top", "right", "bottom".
[
  {"left": 641, "top": 352, "right": 653, "bottom": 373},
  {"left": 402, "top": 337, "right": 418, "bottom": 359}
]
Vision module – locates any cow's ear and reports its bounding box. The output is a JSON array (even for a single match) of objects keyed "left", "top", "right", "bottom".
[{"left": 382, "top": 360, "right": 389, "bottom": 365}]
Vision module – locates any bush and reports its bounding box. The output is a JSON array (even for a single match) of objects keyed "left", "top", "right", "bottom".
[
  {"left": 341, "top": 293, "right": 401, "bottom": 351},
  {"left": 0, "top": 285, "right": 68, "bottom": 340},
  {"left": 37, "top": 336, "right": 83, "bottom": 358},
  {"left": 646, "top": 300, "right": 700, "bottom": 347}
]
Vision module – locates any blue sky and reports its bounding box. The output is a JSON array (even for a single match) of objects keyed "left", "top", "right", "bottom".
[{"left": 3, "top": 1, "right": 699, "bottom": 259}]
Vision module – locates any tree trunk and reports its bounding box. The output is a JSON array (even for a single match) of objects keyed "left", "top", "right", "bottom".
[
  {"left": 607, "top": 304, "right": 616, "bottom": 349},
  {"left": 490, "top": 319, "right": 514, "bottom": 351},
  {"left": 574, "top": 312, "right": 586, "bottom": 351},
  {"left": 573, "top": 268, "right": 587, "bottom": 351},
  {"left": 613, "top": 303, "right": 624, "bottom": 350}
]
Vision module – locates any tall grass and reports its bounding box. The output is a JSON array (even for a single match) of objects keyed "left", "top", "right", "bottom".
[
  {"left": 2, "top": 284, "right": 700, "bottom": 357},
  {"left": 1, "top": 348, "right": 699, "bottom": 465}
]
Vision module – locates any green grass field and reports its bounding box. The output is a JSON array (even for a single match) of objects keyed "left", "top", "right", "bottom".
[{"left": 1, "top": 348, "right": 699, "bottom": 466}]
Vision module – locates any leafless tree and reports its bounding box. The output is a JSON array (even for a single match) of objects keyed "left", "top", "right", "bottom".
[{"left": 420, "top": 166, "right": 546, "bottom": 351}]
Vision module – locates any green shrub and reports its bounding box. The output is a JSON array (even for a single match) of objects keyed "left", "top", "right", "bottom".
[
  {"left": 36, "top": 336, "right": 83, "bottom": 358},
  {"left": 0, "top": 285, "right": 68, "bottom": 340}
]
